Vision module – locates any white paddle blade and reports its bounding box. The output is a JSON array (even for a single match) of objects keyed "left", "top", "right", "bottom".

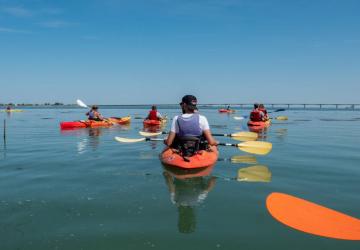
[
  {"left": 114, "top": 137, "right": 146, "bottom": 143},
  {"left": 233, "top": 116, "right": 244, "bottom": 120},
  {"left": 139, "top": 131, "right": 162, "bottom": 137},
  {"left": 76, "top": 99, "right": 88, "bottom": 108}
]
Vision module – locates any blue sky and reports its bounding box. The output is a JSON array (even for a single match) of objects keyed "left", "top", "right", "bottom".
[{"left": 0, "top": 0, "right": 359, "bottom": 104}]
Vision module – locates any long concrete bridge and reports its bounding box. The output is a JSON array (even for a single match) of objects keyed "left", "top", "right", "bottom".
[{"left": 212, "top": 104, "right": 360, "bottom": 110}]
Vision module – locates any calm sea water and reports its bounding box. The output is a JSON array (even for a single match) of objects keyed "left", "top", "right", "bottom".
[{"left": 0, "top": 107, "right": 359, "bottom": 250}]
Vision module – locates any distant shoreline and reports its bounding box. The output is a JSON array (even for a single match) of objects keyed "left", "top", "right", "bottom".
[{"left": 1, "top": 103, "right": 359, "bottom": 110}]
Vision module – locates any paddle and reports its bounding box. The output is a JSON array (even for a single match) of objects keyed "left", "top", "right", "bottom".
[
  {"left": 218, "top": 141, "right": 272, "bottom": 155},
  {"left": 237, "top": 165, "right": 271, "bottom": 182},
  {"left": 272, "top": 116, "right": 288, "bottom": 121},
  {"left": 76, "top": 99, "right": 89, "bottom": 108},
  {"left": 266, "top": 192, "right": 360, "bottom": 240},
  {"left": 115, "top": 137, "right": 164, "bottom": 143},
  {"left": 115, "top": 137, "right": 272, "bottom": 155},
  {"left": 138, "top": 131, "right": 258, "bottom": 141},
  {"left": 76, "top": 99, "right": 113, "bottom": 124},
  {"left": 234, "top": 108, "right": 286, "bottom": 120}
]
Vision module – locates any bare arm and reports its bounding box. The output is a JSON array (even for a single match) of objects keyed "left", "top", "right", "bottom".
[
  {"left": 165, "top": 131, "right": 176, "bottom": 147},
  {"left": 203, "top": 130, "right": 218, "bottom": 146}
]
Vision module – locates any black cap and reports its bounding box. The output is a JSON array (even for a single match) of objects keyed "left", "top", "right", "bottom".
[{"left": 181, "top": 95, "right": 197, "bottom": 107}]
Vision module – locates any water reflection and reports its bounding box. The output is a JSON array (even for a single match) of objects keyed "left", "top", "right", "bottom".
[
  {"left": 61, "top": 124, "right": 131, "bottom": 153},
  {"left": 163, "top": 165, "right": 216, "bottom": 234},
  {"left": 237, "top": 165, "right": 272, "bottom": 182},
  {"left": 76, "top": 128, "right": 102, "bottom": 153},
  {"left": 275, "top": 128, "right": 288, "bottom": 140}
]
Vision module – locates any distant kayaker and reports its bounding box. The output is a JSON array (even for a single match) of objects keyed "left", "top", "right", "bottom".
[
  {"left": 259, "top": 104, "right": 269, "bottom": 120},
  {"left": 226, "top": 105, "right": 231, "bottom": 111},
  {"left": 6, "top": 105, "right": 11, "bottom": 111},
  {"left": 146, "top": 105, "right": 163, "bottom": 121},
  {"left": 165, "top": 95, "right": 218, "bottom": 156},
  {"left": 86, "top": 105, "right": 104, "bottom": 121},
  {"left": 250, "top": 103, "right": 265, "bottom": 122}
]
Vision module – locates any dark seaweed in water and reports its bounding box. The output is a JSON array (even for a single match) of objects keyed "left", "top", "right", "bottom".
[
  {"left": 320, "top": 118, "right": 360, "bottom": 122},
  {"left": 211, "top": 125, "right": 227, "bottom": 129}
]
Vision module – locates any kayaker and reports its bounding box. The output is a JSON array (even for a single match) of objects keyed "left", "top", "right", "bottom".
[
  {"left": 86, "top": 105, "right": 104, "bottom": 121},
  {"left": 259, "top": 104, "right": 269, "bottom": 120},
  {"left": 6, "top": 105, "right": 11, "bottom": 111},
  {"left": 226, "top": 105, "right": 231, "bottom": 111},
  {"left": 165, "top": 95, "right": 218, "bottom": 157},
  {"left": 146, "top": 105, "right": 163, "bottom": 121},
  {"left": 250, "top": 103, "right": 265, "bottom": 122}
]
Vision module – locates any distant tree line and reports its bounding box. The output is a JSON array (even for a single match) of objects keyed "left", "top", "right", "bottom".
[{"left": 0, "top": 102, "right": 74, "bottom": 106}]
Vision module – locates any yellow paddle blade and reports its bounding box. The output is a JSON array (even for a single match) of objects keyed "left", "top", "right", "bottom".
[
  {"left": 237, "top": 165, "right": 271, "bottom": 182},
  {"left": 231, "top": 136, "right": 258, "bottom": 142},
  {"left": 231, "top": 131, "right": 258, "bottom": 138},
  {"left": 139, "top": 131, "right": 162, "bottom": 137},
  {"left": 230, "top": 155, "right": 257, "bottom": 164},
  {"left": 114, "top": 137, "right": 146, "bottom": 143},
  {"left": 276, "top": 116, "right": 288, "bottom": 120},
  {"left": 231, "top": 132, "right": 258, "bottom": 141},
  {"left": 237, "top": 141, "right": 272, "bottom": 155}
]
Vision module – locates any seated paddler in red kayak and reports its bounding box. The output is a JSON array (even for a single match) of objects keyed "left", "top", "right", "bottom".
[
  {"left": 146, "top": 105, "right": 163, "bottom": 121},
  {"left": 164, "top": 95, "right": 218, "bottom": 157},
  {"left": 250, "top": 103, "right": 266, "bottom": 122},
  {"left": 258, "top": 104, "right": 269, "bottom": 120},
  {"left": 86, "top": 105, "right": 104, "bottom": 121}
]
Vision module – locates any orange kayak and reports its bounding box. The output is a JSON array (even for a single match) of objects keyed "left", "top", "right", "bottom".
[
  {"left": 143, "top": 118, "right": 167, "bottom": 126},
  {"left": 160, "top": 146, "right": 218, "bottom": 169},
  {"left": 60, "top": 116, "right": 131, "bottom": 129},
  {"left": 108, "top": 116, "right": 131, "bottom": 125},
  {"left": 247, "top": 119, "right": 271, "bottom": 129}
]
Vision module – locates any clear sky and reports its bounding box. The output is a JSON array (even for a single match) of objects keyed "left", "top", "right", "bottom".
[{"left": 1, "top": 0, "right": 359, "bottom": 104}]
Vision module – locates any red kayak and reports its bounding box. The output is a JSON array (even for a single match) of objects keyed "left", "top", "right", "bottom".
[
  {"left": 247, "top": 119, "right": 271, "bottom": 130},
  {"left": 160, "top": 146, "right": 218, "bottom": 169},
  {"left": 143, "top": 118, "right": 167, "bottom": 126},
  {"left": 60, "top": 116, "right": 131, "bottom": 129},
  {"left": 218, "top": 109, "right": 235, "bottom": 113}
]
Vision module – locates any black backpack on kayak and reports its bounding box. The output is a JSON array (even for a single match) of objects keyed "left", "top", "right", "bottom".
[{"left": 172, "top": 136, "right": 209, "bottom": 158}]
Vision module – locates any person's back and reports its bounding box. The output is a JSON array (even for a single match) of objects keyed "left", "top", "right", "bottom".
[
  {"left": 258, "top": 104, "right": 268, "bottom": 120},
  {"left": 165, "top": 95, "right": 217, "bottom": 156},
  {"left": 250, "top": 103, "right": 264, "bottom": 122},
  {"left": 147, "top": 105, "right": 162, "bottom": 121},
  {"left": 86, "top": 105, "right": 103, "bottom": 121}
]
